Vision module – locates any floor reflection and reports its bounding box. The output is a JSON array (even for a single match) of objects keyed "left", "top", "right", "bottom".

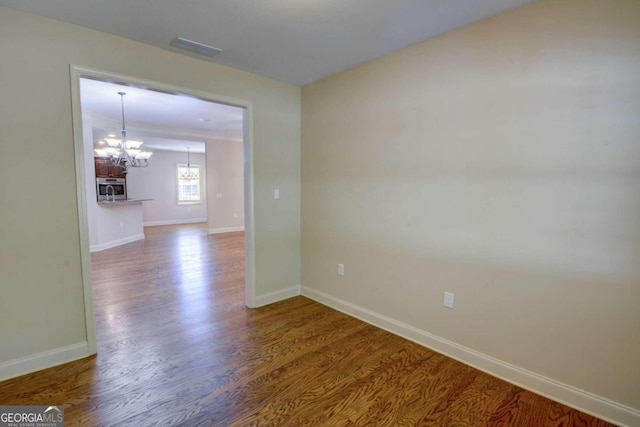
[
  {"left": 173, "top": 231, "right": 212, "bottom": 341},
  {"left": 89, "top": 224, "right": 245, "bottom": 404}
]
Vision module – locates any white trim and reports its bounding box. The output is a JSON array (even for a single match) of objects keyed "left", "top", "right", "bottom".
[
  {"left": 144, "top": 218, "right": 207, "bottom": 227},
  {"left": 255, "top": 285, "right": 300, "bottom": 307},
  {"left": 70, "top": 65, "right": 256, "bottom": 352},
  {"left": 208, "top": 226, "right": 245, "bottom": 234},
  {"left": 0, "top": 342, "right": 90, "bottom": 382},
  {"left": 70, "top": 67, "right": 97, "bottom": 355},
  {"left": 300, "top": 286, "right": 640, "bottom": 427},
  {"left": 89, "top": 233, "right": 145, "bottom": 252},
  {"left": 242, "top": 107, "right": 256, "bottom": 308}
]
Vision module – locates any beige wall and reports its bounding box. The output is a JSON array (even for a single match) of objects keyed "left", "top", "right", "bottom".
[
  {"left": 0, "top": 6, "right": 300, "bottom": 363},
  {"left": 206, "top": 140, "right": 245, "bottom": 232},
  {"left": 302, "top": 0, "right": 640, "bottom": 414}
]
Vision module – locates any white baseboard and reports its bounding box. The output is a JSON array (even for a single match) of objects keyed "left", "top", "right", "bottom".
[
  {"left": 90, "top": 233, "right": 145, "bottom": 252},
  {"left": 0, "top": 342, "right": 91, "bottom": 382},
  {"left": 255, "top": 285, "right": 300, "bottom": 307},
  {"left": 301, "top": 286, "right": 640, "bottom": 427},
  {"left": 144, "top": 218, "right": 207, "bottom": 227},
  {"left": 208, "top": 226, "right": 245, "bottom": 234}
]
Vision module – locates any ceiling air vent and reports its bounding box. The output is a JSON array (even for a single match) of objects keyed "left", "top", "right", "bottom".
[{"left": 169, "top": 37, "right": 222, "bottom": 60}]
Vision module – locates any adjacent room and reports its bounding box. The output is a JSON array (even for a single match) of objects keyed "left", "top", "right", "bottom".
[
  {"left": 80, "top": 77, "right": 245, "bottom": 252},
  {"left": 0, "top": 0, "right": 638, "bottom": 426}
]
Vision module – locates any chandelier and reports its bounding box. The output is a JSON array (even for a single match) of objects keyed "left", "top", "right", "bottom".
[
  {"left": 180, "top": 147, "right": 199, "bottom": 181},
  {"left": 94, "top": 92, "right": 152, "bottom": 174}
]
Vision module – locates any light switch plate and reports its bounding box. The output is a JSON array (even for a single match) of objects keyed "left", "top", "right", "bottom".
[{"left": 444, "top": 292, "right": 455, "bottom": 309}]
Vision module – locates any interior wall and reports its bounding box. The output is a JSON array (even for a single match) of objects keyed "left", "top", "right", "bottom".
[
  {"left": 301, "top": 0, "right": 640, "bottom": 414},
  {"left": 79, "top": 118, "right": 146, "bottom": 252},
  {"left": 206, "top": 140, "right": 245, "bottom": 233},
  {"left": 0, "top": 6, "right": 300, "bottom": 366},
  {"left": 127, "top": 150, "right": 208, "bottom": 225},
  {"left": 83, "top": 118, "right": 99, "bottom": 246},
  {"left": 82, "top": 121, "right": 145, "bottom": 251}
]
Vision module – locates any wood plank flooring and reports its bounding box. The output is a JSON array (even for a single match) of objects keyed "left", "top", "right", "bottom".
[{"left": 0, "top": 224, "right": 614, "bottom": 426}]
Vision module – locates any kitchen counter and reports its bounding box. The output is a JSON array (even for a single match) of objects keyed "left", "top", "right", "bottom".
[
  {"left": 91, "top": 199, "right": 152, "bottom": 252},
  {"left": 97, "top": 198, "right": 153, "bottom": 207}
]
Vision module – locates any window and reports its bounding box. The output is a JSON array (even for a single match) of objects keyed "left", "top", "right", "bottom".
[{"left": 177, "top": 164, "right": 201, "bottom": 203}]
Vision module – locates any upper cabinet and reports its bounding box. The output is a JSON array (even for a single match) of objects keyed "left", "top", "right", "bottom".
[{"left": 94, "top": 158, "right": 125, "bottom": 178}]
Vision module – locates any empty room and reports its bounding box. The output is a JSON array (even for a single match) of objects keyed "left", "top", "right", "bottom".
[{"left": 0, "top": 0, "right": 638, "bottom": 426}]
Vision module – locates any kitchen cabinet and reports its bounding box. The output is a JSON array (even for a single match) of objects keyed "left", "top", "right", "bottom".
[{"left": 94, "top": 158, "right": 125, "bottom": 178}]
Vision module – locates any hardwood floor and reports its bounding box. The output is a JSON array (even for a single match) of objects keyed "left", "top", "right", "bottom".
[{"left": 0, "top": 224, "right": 614, "bottom": 426}]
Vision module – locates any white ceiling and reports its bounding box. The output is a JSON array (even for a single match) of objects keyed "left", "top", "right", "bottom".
[
  {"left": 81, "top": 78, "right": 243, "bottom": 153},
  {"left": 0, "top": 0, "right": 534, "bottom": 86}
]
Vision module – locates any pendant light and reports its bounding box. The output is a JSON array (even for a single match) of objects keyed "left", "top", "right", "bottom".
[
  {"left": 180, "top": 147, "right": 199, "bottom": 181},
  {"left": 94, "top": 92, "right": 153, "bottom": 173}
]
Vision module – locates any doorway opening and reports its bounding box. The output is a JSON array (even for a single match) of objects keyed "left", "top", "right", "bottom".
[{"left": 70, "top": 66, "right": 256, "bottom": 354}]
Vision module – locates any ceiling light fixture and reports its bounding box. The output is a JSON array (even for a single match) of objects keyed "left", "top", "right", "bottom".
[
  {"left": 94, "top": 92, "right": 152, "bottom": 174},
  {"left": 180, "top": 147, "right": 199, "bottom": 181}
]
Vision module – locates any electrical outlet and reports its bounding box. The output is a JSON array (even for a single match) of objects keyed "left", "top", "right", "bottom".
[
  {"left": 338, "top": 263, "right": 345, "bottom": 276},
  {"left": 119, "top": 221, "right": 124, "bottom": 228},
  {"left": 444, "top": 292, "right": 454, "bottom": 309},
  {"left": 274, "top": 188, "right": 280, "bottom": 199}
]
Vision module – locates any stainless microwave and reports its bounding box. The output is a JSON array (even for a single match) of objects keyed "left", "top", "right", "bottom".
[{"left": 96, "top": 177, "right": 126, "bottom": 202}]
